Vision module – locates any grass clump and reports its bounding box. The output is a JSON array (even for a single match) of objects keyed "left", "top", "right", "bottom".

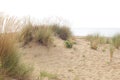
[
  {"left": 65, "top": 40, "right": 73, "bottom": 48},
  {"left": 86, "top": 34, "right": 106, "bottom": 50},
  {"left": 51, "top": 24, "right": 60, "bottom": 36},
  {"left": 0, "top": 34, "right": 30, "bottom": 80},
  {"left": 59, "top": 26, "right": 72, "bottom": 40},
  {"left": 19, "top": 22, "right": 33, "bottom": 45},
  {"left": 39, "top": 71, "right": 57, "bottom": 80},
  {"left": 19, "top": 23, "right": 53, "bottom": 47},
  {"left": 86, "top": 34, "right": 106, "bottom": 44},
  {"left": 112, "top": 34, "right": 120, "bottom": 49},
  {"left": 51, "top": 24, "right": 72, "bottom": 40},
  {"left": 34, "top": 26, "right": 53, "bottom": 46},
  {"left": 19, "top": 22, "right": 73, "bottom": 47}
]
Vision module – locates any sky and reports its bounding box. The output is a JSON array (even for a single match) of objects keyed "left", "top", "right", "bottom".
[{"left": 0, "top": 0, "right": 120, "bottom": 36}]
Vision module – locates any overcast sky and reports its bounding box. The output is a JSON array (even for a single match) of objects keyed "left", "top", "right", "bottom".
[{"left": 0, "top": 0, "right": 120, "bottom": 36}]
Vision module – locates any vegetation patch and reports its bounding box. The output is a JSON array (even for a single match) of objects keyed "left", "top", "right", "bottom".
[
  {"left": 34, "top": 26, "right": 53, "bottom": 47},
  {"left": 0, "top": 34, "right": 31, "bottom": 80},
  {"left": 86, "top": 34, "right": 107, "bottom": 44},
  {"left": 19, "top": 23, "right": 73, "bottom": 47},
  {"left": 19, "top": 23, "right": 54, "bottom": 47},
  {"left": 51, "top": 24, "right": 72, "bottom": 40},
  {"left": 65, "top": 40, "right": 73, "bottom": 48},
  {"left": 19, "top": 22, "right": 33, "bottom": 45},
  {"left": 112, "top": 34, "right": 120, "bottom": 49},
  {"left": 86, "top": 34, "right": 107, "bottom": 50}
]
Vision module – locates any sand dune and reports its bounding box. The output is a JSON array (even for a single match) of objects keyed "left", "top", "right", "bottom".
[{"left": 19, "top": 37, "right": 120, "bottom": 80}]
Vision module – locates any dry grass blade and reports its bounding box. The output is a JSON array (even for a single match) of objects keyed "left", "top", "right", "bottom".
[{"left": 0, "top": 34, "right": 31, "bottom": 80}]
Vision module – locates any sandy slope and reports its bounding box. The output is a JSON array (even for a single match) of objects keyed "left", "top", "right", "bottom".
[{"left": 20, "top": 37, "right": 120, "bottom": 80}]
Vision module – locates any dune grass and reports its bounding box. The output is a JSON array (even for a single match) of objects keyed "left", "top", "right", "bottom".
[
  {"left": 86, "top": 34, "right": 107, "bottom": 44},
  {"left": 112, "top": 34, "right": 120, "bottom": 49},
  {"left": 58, "top": 26, "right": 72, "bottom": 40},
  {"left": 20, "top": 22, "right": 73, "bottom": 47},
  {"left": 34, "top": 25, "right": 53, "bottom": 46},
  {"left": 19, "top": 23, "right": 54, "bottom": 47},
  {"left": 19, "top": 22, "right": 33, "bottom": 45},
  {"left": 50, "top": 24, "right": 60, "bottom": 36},
  {"left": 4, "top": 16, "right": 21, "bottom": 32},
  {"left": 0, "top": 15, "right": 21, "bottom": 33},
  {"left": 86, "top": 34, "right": 107, "bottom": 50},
  {"left": 0, "top": 33, "right": 30, "bottom": 80},
  {"left": 51, "top": 24, "right": 72, "bottom": 40}
]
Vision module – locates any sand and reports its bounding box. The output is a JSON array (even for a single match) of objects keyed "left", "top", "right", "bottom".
[{"left": 20, "top": 37, "right": 120, "bottom": 80}]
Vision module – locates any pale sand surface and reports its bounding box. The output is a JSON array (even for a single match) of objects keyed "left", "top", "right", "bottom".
[{"left": 20, "top": 37, "right": 120, "bottom": 80}]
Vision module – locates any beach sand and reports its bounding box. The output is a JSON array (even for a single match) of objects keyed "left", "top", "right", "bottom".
[{"left": 20, "top": 37, "right": 120, "bottom": 80}]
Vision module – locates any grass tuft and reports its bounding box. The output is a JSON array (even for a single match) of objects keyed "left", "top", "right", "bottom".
[
  {"left": 86, "top": 34, "right": 106, "bottom": 44},
  {"left": 34, "top": 25, "right": 53, "bottom": 46},
  {"left": 0, "top": 34, "right": 30, "bottom": 80},
  {"left": 65, "top": 40, "right": 73, "bottom": 48},
  {"left": 19, "top": 22, "right": 33, "bottom": 45},
  {"left": 112, "top": 34, "right": 120, "bottom": 49},
  {"left": 86, "top": 34, "right": 106, "bottom": 50},
  {"left": 51, "top": 24, "right": 72, "bottom": 40}
]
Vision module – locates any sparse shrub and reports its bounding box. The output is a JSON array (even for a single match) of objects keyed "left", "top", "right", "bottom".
[
  {"left": 112, "top": 34, "right": 120, "bottom": 49},
  {"left": 34, "top": 26, "right": 53, "bottom": 46},
  {"left": 0, "top": 34, "right": 30, "bottom": 80},
  {"left": 51, "top": 24, "right": 72, "bottom": 40},
  {"left": 65, "top": 40, "right": 73, "bottom": 48}
]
